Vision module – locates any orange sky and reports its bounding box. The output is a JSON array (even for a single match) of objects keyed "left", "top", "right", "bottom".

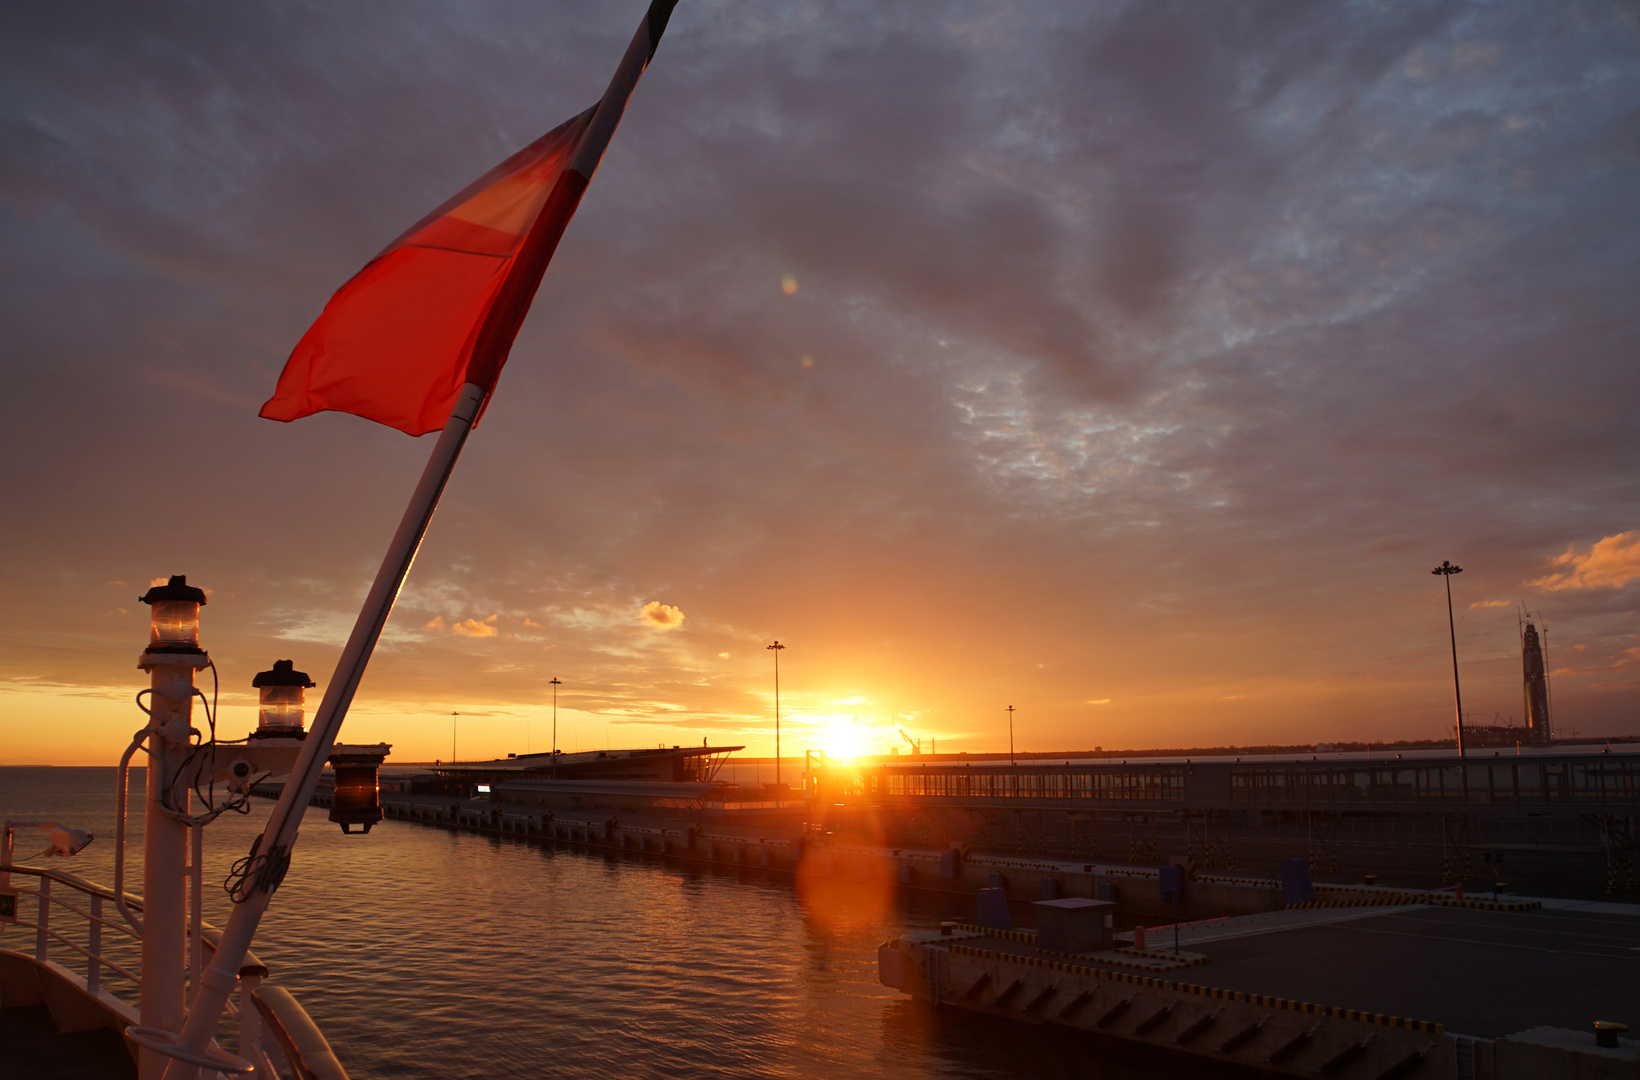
[{"left": 2, "top": 3, "right": 1638, "bottom": 765}]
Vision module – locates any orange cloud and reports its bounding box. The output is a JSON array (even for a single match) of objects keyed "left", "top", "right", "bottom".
[
  {"left": 423, "top": 616, "right": 446, "bottom": 631},
  {"left": 1528, "top": 531, "right": 1640, "bottom": 591},
  {"left": 1469, "top": 599, "right": 1509, "bottom": 608},
  {"left": 452, "top": 615, "right": 499, "bottom": 637},
  {"left": 640, "top": 601, "right": 685, "bottom": 629}
]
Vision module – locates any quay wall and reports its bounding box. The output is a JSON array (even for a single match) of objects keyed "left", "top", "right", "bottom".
[{"left": 260, "top": 785, "right": 1495, "bottom": 923}]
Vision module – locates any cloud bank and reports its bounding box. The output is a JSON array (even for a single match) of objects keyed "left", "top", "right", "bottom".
[{"left": 1, "top": 0, "right": 1637, "bottom": 763}]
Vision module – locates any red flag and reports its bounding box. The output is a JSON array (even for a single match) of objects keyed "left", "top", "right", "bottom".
[{"left": 261, "top": 108, "right": 594, "bottom": 436}]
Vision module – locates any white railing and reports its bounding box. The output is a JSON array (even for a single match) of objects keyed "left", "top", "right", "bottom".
[{"left": 0, "top": 862, "right": 342, "bottom": 1080}]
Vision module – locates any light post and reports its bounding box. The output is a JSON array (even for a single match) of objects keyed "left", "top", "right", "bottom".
[
  {"left": 451, "top": 711, "right": 459, "bottom": 764},
  {"left": 1432, "top": 561, "right": 1466, "bottom": 759},
  {"left": 135, "top": 574, "right": 209, "bottom": 1079},
  {"left": 767, "top": 641, "right": 785, "bottom": 788},
  {"left": 1007, "top": 705, "right": 1016, "bottom": 765},
  {"left": 252, "top": 660, "right": 313, "bottom": 736},
  {"left": 550, "top": 677, "right": 561, "bottom": 779}
]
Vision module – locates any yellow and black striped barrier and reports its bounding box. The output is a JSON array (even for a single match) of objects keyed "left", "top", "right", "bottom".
[
  {"left": 1115, "top": 946, "right": 1207, "bottom": 967},
  {"left": 1287, "top": 895, "right": 1540, "bottom": 913},
  {"left": 953, "top": 923, "right": 1206, "bottom": 970},
  {"left": 953, "top": 923, "right": 1036, "bottom": 943},
  {"left": 943, "top": 942, "right": 1443, "bottom": 1034}
]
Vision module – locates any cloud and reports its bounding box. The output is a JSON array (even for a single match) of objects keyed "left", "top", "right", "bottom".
[
  {"left": 640, "top": 601, "right": 685, "bottom": 630},
  {"left": 452, "top": 616, "right": 499, "bottom": 638},
  {"left": 1469, "top": 600, "right": 1509, "bottom": 608},
  {"left": 1086, "top": 698, "right": 1111, "bottom": 705},
  {"left": 1528, "top": 532, "right": 1640, "bottom": 591},
  {"left": 6, "top": 2, "right": 1640, "bottom": 761}
]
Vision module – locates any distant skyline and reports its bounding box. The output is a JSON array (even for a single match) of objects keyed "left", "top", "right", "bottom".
[{"left": 2, "top": 1, "right": 1638, "bottom": 765}]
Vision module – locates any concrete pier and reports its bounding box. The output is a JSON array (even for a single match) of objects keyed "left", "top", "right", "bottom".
[
  {"left": 264, "top": 783, "right": 1579, "bottom": 921},
  {"left": 880, "top": 903, "right": 1640, "bottom": 1078}
]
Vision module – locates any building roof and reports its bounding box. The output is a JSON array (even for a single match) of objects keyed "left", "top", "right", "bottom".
[{"left": 427, "top": 744, "right": 744, "bottom": 777}]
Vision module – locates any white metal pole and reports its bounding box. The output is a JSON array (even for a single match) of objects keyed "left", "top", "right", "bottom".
[
  {"left": 189, "top": 823, "right": 203, "bottom": 1001},
  {"left": 139, "top": 654, "right": 202, "bottom": 1080}
]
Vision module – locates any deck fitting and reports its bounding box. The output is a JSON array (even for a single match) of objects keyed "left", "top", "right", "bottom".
[
  {"left": 1133, "top": 1002, "right": 1177, "bottom": 1036},
  {"left": 1095, "top": 994, "right": 1137, "bottom": 1030},
  {"left": 1217, "top": 1016, "right": 1268, "bottom": 1053}
]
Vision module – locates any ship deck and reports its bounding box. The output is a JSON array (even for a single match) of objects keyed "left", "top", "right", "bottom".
[{"left": 0, "top": 1003, "right": 135, "bottom": 1080}]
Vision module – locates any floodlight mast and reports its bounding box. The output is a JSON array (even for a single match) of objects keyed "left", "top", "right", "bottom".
[
  {"left": 550, "top": 677, "right": 562, "bottom": 779},
  {"left": 767, "top": 641, "right": 785, "bottom": 787},
  {"left": 1432, "top": 561, "right": 1466, "bottom": 760}
]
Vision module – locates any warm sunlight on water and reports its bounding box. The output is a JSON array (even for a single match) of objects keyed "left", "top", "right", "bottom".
[{"left": 1, "top": 768, "right": 1230, "bottom": 1079}]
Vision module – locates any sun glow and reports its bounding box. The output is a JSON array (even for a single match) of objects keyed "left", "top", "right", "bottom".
[{"left": 803, "top": 713, "right": 873, "bottom": 764}]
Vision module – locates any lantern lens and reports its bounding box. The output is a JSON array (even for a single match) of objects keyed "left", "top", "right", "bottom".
[
  {"left": 149, "top": 600, "right": 200, "bottom": 646},
  {"left": 258, "top": 685, "right": 305, "bottom": 732},
  {"left": 138, "top": 576, "right": 207, "bottom": 654}
]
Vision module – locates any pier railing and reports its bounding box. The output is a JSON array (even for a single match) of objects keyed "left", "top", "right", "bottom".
[
  {"left": 810, "top": 753, "right": 1640, "bottom": 815},
  {"left": 0, "top": 861, "right": 343, "bottom": 1080}
]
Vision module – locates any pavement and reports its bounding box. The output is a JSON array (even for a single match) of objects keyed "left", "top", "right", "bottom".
[{"left": 1184, "top": 904, "right": 1640, "bottom": 1037}]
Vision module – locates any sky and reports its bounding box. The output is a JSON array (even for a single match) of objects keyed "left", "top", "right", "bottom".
[{"left": 2, "top": 0, "right": 1638, "bottom": 766}]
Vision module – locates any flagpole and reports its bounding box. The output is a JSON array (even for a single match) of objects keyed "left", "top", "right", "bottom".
[{"left": 158, "top": 4, "right": 678, "bottom": 1072}]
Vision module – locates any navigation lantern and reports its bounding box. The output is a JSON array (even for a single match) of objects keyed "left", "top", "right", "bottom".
[
  {"left": 138, "top": 575, "right": 207, "bottom": 652},
  {"left": 251, "top": 660, "right": 315, "bottom": 735},
  {"left": 327, "top": 744, "right": 392, "bottom": 835}
]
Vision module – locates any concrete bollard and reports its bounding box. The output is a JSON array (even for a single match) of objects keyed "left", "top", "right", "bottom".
[{"left": 977, "top": 887, "right": 1013, "bottom": 931}]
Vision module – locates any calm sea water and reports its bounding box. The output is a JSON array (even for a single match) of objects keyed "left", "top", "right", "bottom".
[{"left": 1, "top": 767, "right": 1221, "bottom": 1080}]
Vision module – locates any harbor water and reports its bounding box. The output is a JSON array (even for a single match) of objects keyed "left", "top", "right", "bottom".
[{"left": 1, "top": 767, "right": 1229, "bottom": 1080}]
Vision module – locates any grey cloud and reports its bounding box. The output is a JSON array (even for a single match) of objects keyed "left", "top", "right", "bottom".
[{"left": 2, "top": 0, "right": 1638, "bottom": 757}]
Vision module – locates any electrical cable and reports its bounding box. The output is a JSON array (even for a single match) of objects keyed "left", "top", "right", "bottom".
[
  {"left": 161, "top": 661, "right": 259, "bottom": 827},
  {"left": 224, "top": 832, "right": 291, "bottom": 904}
]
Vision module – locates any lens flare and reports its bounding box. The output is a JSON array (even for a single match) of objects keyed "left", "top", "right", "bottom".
[
  {"left": 781, "top": 273, "right": 798, "bottom": 295},
  {"left": 794, "top": 847, "right": 895, "bottom": 931}
]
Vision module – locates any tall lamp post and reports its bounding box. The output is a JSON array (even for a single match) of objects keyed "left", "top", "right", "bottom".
[
  {"left": 451, "top": 711, "right": 459, "bottom": 764},
  {"left": 1432, "top": 561, "right": 1466, "bottom": 759},
  {"left": 1006, "top": 705, "right": 1016, "bottom": 765},
  {"left": 550, "top": 677, "right": 562, "bottom": 779},
  {"left": 767, "top": 641, "right": 785, "bottom": 788}
]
